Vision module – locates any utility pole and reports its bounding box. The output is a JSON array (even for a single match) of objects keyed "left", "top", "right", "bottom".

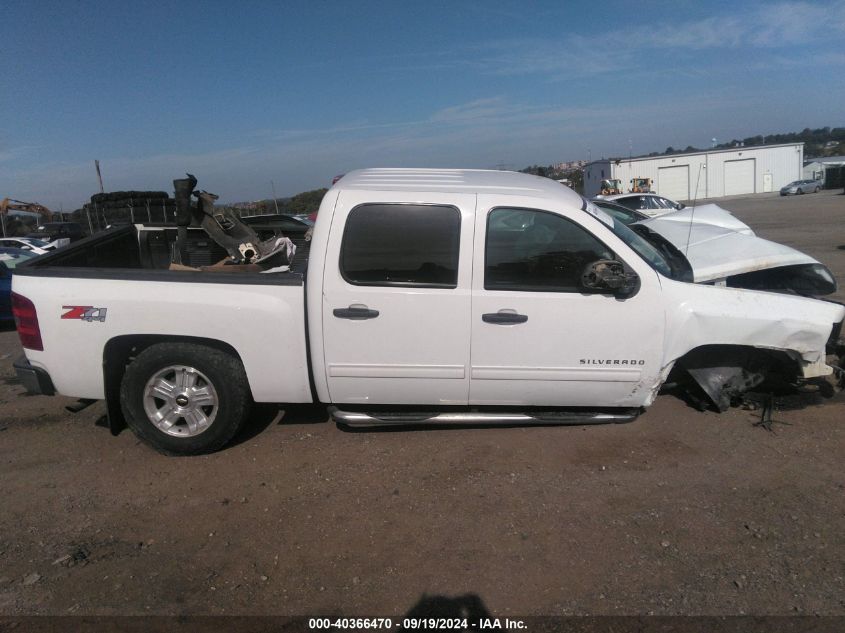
[
  {"left": 94, "top": 160, "right": 105, "bottom": 193},
  {"left": 271, "top": 180, "right": 280, "bottom": 214}
]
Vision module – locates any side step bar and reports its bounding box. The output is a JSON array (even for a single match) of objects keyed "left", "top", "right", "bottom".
[{"left": 328, "top": 406, "right": 640, "bottom": 428}]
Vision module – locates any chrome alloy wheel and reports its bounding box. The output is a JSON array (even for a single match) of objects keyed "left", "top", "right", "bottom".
[{"left": 142, "top": 365, "right": 219, "bottom": 437}]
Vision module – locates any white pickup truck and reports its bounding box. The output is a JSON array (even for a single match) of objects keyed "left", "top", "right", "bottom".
[{"left": 11, "top": 169, "right": 845, "bottom": 455}]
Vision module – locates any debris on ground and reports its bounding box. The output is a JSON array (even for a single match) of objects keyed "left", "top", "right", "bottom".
[{"left": 752, "top": 394, "right": 791, "bottom": 433}]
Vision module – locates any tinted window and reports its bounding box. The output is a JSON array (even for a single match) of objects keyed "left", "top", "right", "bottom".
[
  {"left": 616, "top": 196, "right": 641, "bottom": 211},
  {"left": 485, "top": 208, "right": 614, "bottom": 292},
  {"left": 341, "top": 204, "right": 460, "bottom": 287},
  {"left": 643, "top": 196, "right": 661, "bottom": 210}
]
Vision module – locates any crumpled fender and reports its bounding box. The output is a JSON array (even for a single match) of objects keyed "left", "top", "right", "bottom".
[{"left": 660, "top": 279, "right": 845, "bottom": 367}]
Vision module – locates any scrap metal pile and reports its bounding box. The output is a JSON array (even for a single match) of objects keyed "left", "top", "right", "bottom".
[{"left": 170, "top": 174, "right": 295, "bottom": 271}]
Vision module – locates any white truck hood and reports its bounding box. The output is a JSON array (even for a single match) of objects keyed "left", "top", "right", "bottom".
[
  {"left": 648, "top": 204, "right": 754, "bottom": 235},
  {"left": 639, "top": 211, "right": 817, "bottom": 283}
]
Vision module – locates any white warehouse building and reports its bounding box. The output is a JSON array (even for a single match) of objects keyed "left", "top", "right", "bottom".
[{"left": 583, "top": 143, "right": 804, "bottom": 200}]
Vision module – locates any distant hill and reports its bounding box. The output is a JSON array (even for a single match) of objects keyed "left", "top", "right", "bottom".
[{"left": 228, "top": 188, "right": 328, "bottom": 216}]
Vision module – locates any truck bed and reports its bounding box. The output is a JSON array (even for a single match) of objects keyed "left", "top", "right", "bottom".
[
  {"left": 12, "top": 219, "right": 314, "bottom": 405},
  {"left": 18, "top": 218, "right": 311, "bottom": 281}
]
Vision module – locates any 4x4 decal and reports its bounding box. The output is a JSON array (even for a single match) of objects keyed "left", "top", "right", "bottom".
[{"left": 61, "top": 306, "right": 108, "bottom": 322}]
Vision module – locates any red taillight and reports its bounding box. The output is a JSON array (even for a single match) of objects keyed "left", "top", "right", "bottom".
[{"left": 11, "top": 292, "right": 43, "bottom": 351}]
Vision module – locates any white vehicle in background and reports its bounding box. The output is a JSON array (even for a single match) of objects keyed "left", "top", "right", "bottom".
[
  {"left": 11, "top": 169, "right": 844, "bottom": 455},
  {"left": 0, "top": 237, "right": 57, "bottom": 255},
  {"left": 597, "top": 193, "right": 686, "bottom": 217},
  {"left": 592, "top": 198, "right": 837, "bottom": 295}
]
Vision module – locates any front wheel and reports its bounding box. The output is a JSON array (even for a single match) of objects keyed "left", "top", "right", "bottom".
[
  {"left": 797, "top": 188, "right": 804, "bottom": 194},
  {"left": 120, "top": 342, "right": 251, "bottom": 455}
]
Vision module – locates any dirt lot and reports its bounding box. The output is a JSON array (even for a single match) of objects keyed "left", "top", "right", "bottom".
[{"left": 0, "top": 190, "right": 843, "bottom": 618}]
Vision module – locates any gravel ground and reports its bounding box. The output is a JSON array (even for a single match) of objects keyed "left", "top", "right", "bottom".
[{"left": 0, "top": 189, "right": 843, "bottom": 617}]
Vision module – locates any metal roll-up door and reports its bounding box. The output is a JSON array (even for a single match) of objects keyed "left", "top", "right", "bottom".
[
  {"left": 658, "top": 165, "right": 690, "bottom": 201},
  {"left": 724, "top": 159, "right": 755, "bottom": 195}
]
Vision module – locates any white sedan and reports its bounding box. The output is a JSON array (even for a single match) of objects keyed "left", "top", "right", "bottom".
[
  {"left": 597, "top": 193, "right": 685, "bottom": 217},
  {"left": 0, "top": 237, "right": 57, "bottom": 255}
]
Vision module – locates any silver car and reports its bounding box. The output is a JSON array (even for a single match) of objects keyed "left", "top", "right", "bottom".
[{"left": 780, "top": 179, "right": 823, "bottom": 195}]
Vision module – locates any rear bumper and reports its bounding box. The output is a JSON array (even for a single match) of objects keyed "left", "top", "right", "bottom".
[{"left": 13, "top": 356, "right": 55, "bottom": 396}]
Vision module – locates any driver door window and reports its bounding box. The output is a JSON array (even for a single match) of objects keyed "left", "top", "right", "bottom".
[{"left": 485, "top": 208, "right": 614, "bottom": 292}]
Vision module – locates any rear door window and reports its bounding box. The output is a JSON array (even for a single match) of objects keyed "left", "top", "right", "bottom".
[{"left": 340, "top": 204, "right": 461, "bottom": 288}]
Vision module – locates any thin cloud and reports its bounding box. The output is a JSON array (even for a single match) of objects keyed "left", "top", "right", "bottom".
[
  {"left": 4, "top": 92, "right": 769, "bottom": 209},
  {"left": 468, "top": 1, "right": 845, "bottom": 78}
]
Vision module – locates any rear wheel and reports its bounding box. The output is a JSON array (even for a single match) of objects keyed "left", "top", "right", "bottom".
[
  {"left": 120, "top": 342, "right": 250, "bottom": 455},
  {"left": 814, "top": 186, "right": 820, "bottom": 193}
]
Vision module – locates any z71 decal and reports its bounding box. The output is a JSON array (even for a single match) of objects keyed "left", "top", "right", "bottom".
[{"left": 61, "top": 306, "right": 108, "bottom": 322}]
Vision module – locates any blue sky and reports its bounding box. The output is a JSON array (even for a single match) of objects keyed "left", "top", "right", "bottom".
[{"left": 2, "top": 0, "right": 844, "bottom": 209}]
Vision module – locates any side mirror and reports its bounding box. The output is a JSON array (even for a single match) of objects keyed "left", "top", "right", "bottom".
[
  {"left": 676, "top": 202, "right": 686, "bottom": 209},
  {"left": 581, "top": 259, "right": 640, "bottom": 298}
]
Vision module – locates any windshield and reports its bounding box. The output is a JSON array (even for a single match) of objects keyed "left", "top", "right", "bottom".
[
  {"left": 607, "top": 218, "right": 674, "bottom": 276},
  {"left": 23, "top": 238, "right": 49, "bottom": 247},
  {"left": 582, "top": 198, "right": 692, "bottom": 282}
]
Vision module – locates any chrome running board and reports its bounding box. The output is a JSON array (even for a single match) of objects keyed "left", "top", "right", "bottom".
[{"left": 328, "top": 406, "right": 640, "bottom": 428}]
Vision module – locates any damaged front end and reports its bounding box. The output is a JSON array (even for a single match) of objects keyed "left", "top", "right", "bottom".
[
  {"left": 670, "top": 322, "right": 845, "bottom": 412},
  {"left": 671, "top": 345, "right": 801, "bottom": 412},
  {"left": 661, "top": 279, "right": 845, "bottom": 413}
]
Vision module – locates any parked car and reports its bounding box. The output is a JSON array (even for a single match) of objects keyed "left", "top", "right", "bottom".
[
  {"left": 11, "top": 169, "right": 843, "bottom": 454},
  {"left": 598, "top": 193, "right": 686, "bottom": 217},
  {"left": 0, "top": 248, "right": 37, "bottom": 321},
  {"left": 26, "top": 221, "right": 85, "bottom": 244},
  {"left": 780, "top": 179, "right": 823, "bottom": 195},
  {"left": 0, "top": 237, "right": 57, "bottom": 255},
  {"left": 591, "top": 199, "right": 836, "bottom": 296},
  {"left": 590, "top": 200, "right": 649, "bottom": 224},
  {"left": 593, "top": 199, "right": 753, "bottom": 234}
]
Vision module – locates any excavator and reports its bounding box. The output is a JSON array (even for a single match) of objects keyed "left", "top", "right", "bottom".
[{"left": 1, "top": 198, "right": 53, "bottom": 237}]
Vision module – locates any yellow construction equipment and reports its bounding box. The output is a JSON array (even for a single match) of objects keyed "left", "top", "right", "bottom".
[
  {"left": 600, "top": 179, "right": 623, "bottom": 195},
  {"left": 1, "top": 198, "right": 53, "bottom": 236},
  {"left": 629, "top": 178, "right": 652, "bottom": 193}
]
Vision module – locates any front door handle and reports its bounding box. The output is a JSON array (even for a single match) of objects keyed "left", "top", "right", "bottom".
[
  {"left": 333, "top": 304, "right": 380, "bottom": 320},
  {"left": 482, "top": 310, "right": 528, "bottom": 324}
]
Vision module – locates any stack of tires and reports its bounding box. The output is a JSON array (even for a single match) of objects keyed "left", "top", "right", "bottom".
[{"left": 83, "top": 191, "right": 177, "bottom": 224}]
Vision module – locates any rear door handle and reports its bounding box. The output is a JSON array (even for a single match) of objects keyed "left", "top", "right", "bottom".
[
  {"left": 482, "top": 310, "right": 528, "bottom": 324},
  {"left": 333, "top": 304, "right": 380, "bottom": 320}
]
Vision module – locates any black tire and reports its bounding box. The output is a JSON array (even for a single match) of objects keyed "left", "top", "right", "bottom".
[
  {"left": 119, "top": 342, "right": 250, "bottom": 455},
  {"left": 797, "top": 188, "right": 804, "bottom": 194},
  {"left": 814, "top": 186, "right": 820, "bottom": 193}
]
